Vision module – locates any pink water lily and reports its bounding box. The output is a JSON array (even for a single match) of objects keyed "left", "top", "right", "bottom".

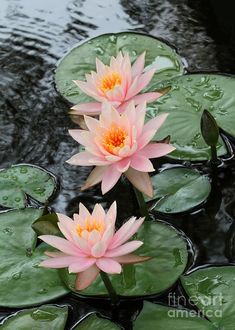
[
  {"left": 39, "top": 202, "right": 149, "bottom": 290},
  {"left": 67, "top": 101, "right": 175, "bottom": 197},
  {"left": 70, "top": 51, "right": 161, "bottom": 116}
]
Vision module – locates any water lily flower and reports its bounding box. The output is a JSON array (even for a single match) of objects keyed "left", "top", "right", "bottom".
[
  {"left": 67, "top": 101, "right": 175, "bottom": 197},
  {"left": 39, "top": 202, "right": 149, "bottom": 290},
  {"left": 70, "top": 51, "right": 161, "bottom": 116}
]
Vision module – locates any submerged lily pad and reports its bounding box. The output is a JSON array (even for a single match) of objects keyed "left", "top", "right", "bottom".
[
  {"left": 134, "top": 302, "right": 215, "bottom": 330},
  {"left": 181, "top": 266, "right": 235, "bottom": 330},
  {"left": 0, "top": 208, "right": 68, "bottom": 307},
  {"left": 75, "top": 314, "right": 120, "bottom": 330},
  {"left": 147, "top": 74, "right": 235, "bottom": 160},
  {"left": 1, "top": 305, "right": 68, "bottom": 330},
  {"left": 0, "top": 164, "right": 57, "bottom": 208},
  {"left": 55, "top": 32, "right": 185, "bottom": 104},
  {"left": 60, "top": 220, "right": 188, "bottom": 297},
  {"left": 146, "top": 167, "right": 211, "bottom": 213}
]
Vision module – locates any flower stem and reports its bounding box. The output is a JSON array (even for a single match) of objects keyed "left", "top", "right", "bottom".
[
  {"left": 133, "top": 186, "right": 150, "bottom": 219},
  {"left": 211, "top": 145, "right": 218, "bottom": 165},
  {"left": 100, "top": 271, "right": 119, "bottom": 305}
]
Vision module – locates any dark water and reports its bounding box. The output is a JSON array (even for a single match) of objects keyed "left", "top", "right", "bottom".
[{"left": 1, "top": 0, "right": 235, "bottom": 328}]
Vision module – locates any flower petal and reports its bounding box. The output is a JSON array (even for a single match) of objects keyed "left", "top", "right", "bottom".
[
  {"left": 96, "top": 258, "right": 122, "bottom": 274},
  {"left": 91, "top": 241, "right": 107, "bottom": 258},
  {"left": 70, "top": 102, "right": 102, "bottom": 116},
  {"left": 131, "top": 52, "right": 145, "bottom": 77},
  {"left": 81, "top": 166, "right": 107, "bottom": 191},
  {"left": 116, "top": 157, "right": 131, "bottom": 172},
  {"left": 75, "top": 264, "right": 100, "bottom": 290},
  {"left": 40, "top": 256, "right": 81, "bottom": 268},
  {"left": 139, "top": 143, "right": 176, "bottom": 158},
  {"left": 105, "top": 241, "right": 143, "bottom": 257},
  {"left": 66, "top": 151, "right": 92, "bottom": 166},
  {"left": 130, "top": 155, "right": 154, "bottom": 172},
  {"left": 109, "top": 217, "right": 144, "bottom": 249},
  {"left": 114, "top": 254, "right": 151, "bottom": 264},
  {"left": 101, "top": 164, "right": 122, "bottom": 194},
  {"left": 69, "top": 258, "right": 96, "bottom": 273},
  {"left": 125, "top": 168, "right": 153, "bottom": 197},
  {"left": 39, "top": 235, "right": 83, "bottom": 256}
]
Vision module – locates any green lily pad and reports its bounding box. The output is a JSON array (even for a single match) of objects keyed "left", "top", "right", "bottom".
[
  {"left": 55, "top": 32, "right": 185, "bottom": 104},
  {"left": 181, "top": 266, "right": 235, "bottom": 330},
  {"left": 1, "top": 305, "right": 68, "bottom": 330},
  {"left": 0, "top": 208, "right": 68, "bottom": 307},
  {"left": 0, "top": 164, "right": 57, "bottom": 208},
  {"left": 146, "top": 167, "right": 211, "bottom": 213},
  {"left": 60, "top": 220, "right": 188, "bottom": 297},
  {"left": 147, "top": 74, "right": 235, "bottom": 160},
  {"left": 134, "top": 302, "right": 215, "bottom": 330},
  {"left": 75, "top": 314, "right": 120, "bottom": 329}
]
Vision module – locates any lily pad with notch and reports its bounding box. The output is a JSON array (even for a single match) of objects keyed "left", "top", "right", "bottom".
[
  {"left": 0, "top": 164, "right": 58, "bottom": 209},
  {"left": 55, "top": 32, "right": 185, "bottom": 104},
  {"left": 60, "top": 220, "right": 188, "bottom": 298},
  {"left": 0, "top": 208, "right": 68, "bottom": 307},
  {"left": 146, "top": 167, "right": 211, "bottom": 214},
  {"left": 147, "top": 74, "right": 235, "bottom": 161}
]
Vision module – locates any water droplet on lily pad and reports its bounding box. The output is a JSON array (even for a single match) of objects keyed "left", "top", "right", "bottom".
[
  {"left": 2, "top": 196, "right": 8, "bottom": 200},
  {"left": 38, "top": 288, "right": 48, "bottom": 294},
  {"left": 31, "top": 309, "right": 57, "bottom": 321},
  {"left": 20, "top": 167, "right": 28, "bottom": 174},
  {"left": 3, "top": 227, "right": 13, "bottom": 235},
  {"left": 34, "top": 187, "right": 45, "bottom": 194},
  {"left": 15, "top": 197, "right": 21, "bottom": 202},
  {"left": 12, "top": 272, "right": 22, "bottom": 280},
  {"left": 203, "top": 86, "right": 224, "bottom": 101}
]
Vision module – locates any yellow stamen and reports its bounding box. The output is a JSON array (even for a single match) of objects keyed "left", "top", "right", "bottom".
[
  {"left": 102, "top": 125, "right": 127, "bottom": 153},
  {"left": 76, "top": 218, "right": 104, "bottom": 237},
  {"left": 100, "top": 72, "right": 122, "bottom": 93}
]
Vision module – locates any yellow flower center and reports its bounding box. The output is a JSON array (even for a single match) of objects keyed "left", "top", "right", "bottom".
[
  {"left": 102, "top": 125, "right": 127, "bottom": 153},
  {"left": 76, "top": 218, "right": 104, "bottom": 237},
  {"left": 100, "top": 72, "right": 122, "bottom": 93}
]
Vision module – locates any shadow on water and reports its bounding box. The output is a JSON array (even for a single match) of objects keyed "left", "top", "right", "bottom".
[{"left": 1, "top": 0, "right": 235, "bottom": 328}]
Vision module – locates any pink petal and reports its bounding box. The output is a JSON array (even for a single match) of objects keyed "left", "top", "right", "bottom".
[
  {"left": 70, "top": 102, "right": 102, "bottom": 116},
  {"left": 96, "top": 58, "right": 106, "bottom": 75},
  {"left": 91, "top": 203, "right": 106, "bottom": 220},
  {"left": 137, "top": 129, "right": 157, "bottom": 150},
  {"left": 125, "top": 168, "right": 153, "bottom": 197},
  {"left": 126, "top": 68, "right": 155, "bottom": 99},
  {"left": 114, "top": 254, "right": 151, "bottom": 264},
  {"left": 105, "top": 241, "right": 143, "bottom": 257},
  {"left": 142, "top": 113, "right": 168, "bottom": 135},
  {"left": 75, "top": 264, "right": 100, "bottom": 290},
  {"left": 39, "top": 235, "right": 83, "bottom": 256},
  {"left": 73, "top": 80, "right": 104, "bottom": 102},
  {"left": 78, "top": 202, "right": 91, "bottom": 219},
  {"left": 109, "top": 217, "right": 144, "bottom": 249},
  {"left": 69, "top": 258, "right": 96, "bottom": 273},
  {"left": 134, "top": 68, "right": 156, "bottom": 94},
  {"left": 84, "top": 115, "right": 100, "bottom": 132},
  {"left": 66, "top": 151, "right": 92, "bottom": 166},
  {"left": 130, "top": 155, "right": 154, "bottom": 172},
  {"left": 131, "top": 52, "right": 145, "bottom": 77},
  {"left": 131, "top": 92, "right": 162, "bottom": 104},
  {"left": 57, "top": 214, "right": 74, "bottom": 241},
  {"left": 40, "top": 255, "right": 81, "bottom": 268},
  {"left": 91, "top": 241, "right": 107, "bottom": 258},
  {"left": 116, "top": 157, "right": 131, "bottom": 173},
  {"left": 105, "top": 201, "right": 117, "bottom": 225},
  {"left": 101, "top": 164, "right": 122, "bottom": 194},
  {"left": 44, "top": 251, "right": 66, "bottom": 257},
  {"left": 96, "top": 258, "right": 122, "bottom": 274},
  {"left": 68, "top": 129, "right": 87, "bottom": 145},
  {"left": 81, "top": 166, "right": 107, "bottom": 191},
  {"left": 139, "top": 143, "right": 176, "bottom": 158}
]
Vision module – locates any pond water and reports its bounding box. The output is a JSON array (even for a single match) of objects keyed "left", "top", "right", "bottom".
[{"left": 1, "top": 0, "right": 235, "bottom": 329}]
